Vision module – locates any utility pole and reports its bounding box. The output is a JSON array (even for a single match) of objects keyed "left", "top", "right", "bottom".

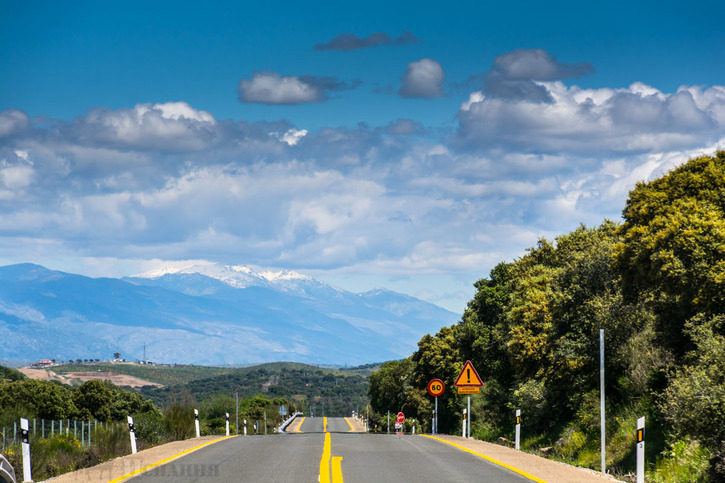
[{"left": 600, "top": 329, "right": 606, "bottom": 473}]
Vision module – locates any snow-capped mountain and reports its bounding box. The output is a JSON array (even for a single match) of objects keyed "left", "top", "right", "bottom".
[
  {"left": 0, "top": 263, "right": 460, "bottom": 366},
  {"left": 132, "top": 263, "right": 342, "bottom": 298}
]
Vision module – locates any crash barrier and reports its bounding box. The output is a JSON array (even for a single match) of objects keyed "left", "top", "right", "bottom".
[
  {"left": 0, "top": 454, "right": 16, "bottom": 483},
  {"left": 278, "top": 412, "right": 304, "bottom": 433}
]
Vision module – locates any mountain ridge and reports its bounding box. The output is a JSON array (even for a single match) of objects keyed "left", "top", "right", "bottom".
[{"left": 0, "top": 263, "right": 459, "bottom": 366}]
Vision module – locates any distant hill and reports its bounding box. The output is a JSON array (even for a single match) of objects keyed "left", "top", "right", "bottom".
[
  {"left": 0, "top": 263, "right": 458, "bottom": 365},
  {"left": 134, "top": 361, "right": 371, "bottom": 417}
]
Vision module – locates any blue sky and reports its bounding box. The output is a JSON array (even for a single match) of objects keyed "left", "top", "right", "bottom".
[{"left": 1, "top": 0, "right": 724, "bottom": 312}]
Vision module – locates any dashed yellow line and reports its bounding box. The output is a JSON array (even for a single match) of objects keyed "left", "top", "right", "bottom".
[
  {"left": 107, "top": 436, "right": 236, "bottom": 483},
  {"left": 319, "top": 431, "right": 344, "bottom": 483},
  {"left": 420, "top": 435, "right": 548, "bottom": 483},
  {"left": 331, "top": 456, "right": 344, "bottom": 481},
  {"left": 319, "top": 432, "right": 332, "bottom": 483}
]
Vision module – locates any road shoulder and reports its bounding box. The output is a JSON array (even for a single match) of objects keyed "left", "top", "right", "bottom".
[
  {"left": 42, "top": 436, "right": 232, "bottom": 483},
  {"left": 423, "top": 435, "right": 622, "bottom": 483}
]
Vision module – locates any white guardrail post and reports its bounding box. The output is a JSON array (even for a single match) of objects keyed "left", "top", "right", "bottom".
[
  {"left": 636, "top": 416, "right": 645, "bottom": 483},
  {"left": 127, "top": 416, "right": 137, "bottom": 454},
  {"left": 20, "top": 418, "right": 31, "bottom": 483},
  {"left": 515, "top": 409, "right": 521, "bottom": 450},
  {"left": 226, "top": 413, "right": 230, "bottom": 437},
  {"left": 461, "top": 409, "right": 467, "bottom": 438},
  {"left": 194, "top": 409, "right": 200, "bottom": 438}
]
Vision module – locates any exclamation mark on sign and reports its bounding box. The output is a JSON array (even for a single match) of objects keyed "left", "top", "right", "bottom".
[{"left": 467, "top": 369, "right": 471, "bottom": 384}]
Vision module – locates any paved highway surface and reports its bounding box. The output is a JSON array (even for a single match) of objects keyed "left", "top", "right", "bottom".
[{"left": 127, "top": 417, "right": 535, "bottom": 482}]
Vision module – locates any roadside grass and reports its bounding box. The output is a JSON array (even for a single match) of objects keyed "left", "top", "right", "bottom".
[{"left": 472, "top": 401, "right": 715, "bottom": 482}]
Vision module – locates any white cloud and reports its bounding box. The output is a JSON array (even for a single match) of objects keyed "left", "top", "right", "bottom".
[
  {"left": 152, "top": 101, "right": 216, "bottom": 123},
  {"left": 65, "top": 102, "right": 218, "bottom": 151},
  {"left": 0, "top": 109, "right": 29, "bottom": 137},
  {"left": 0, "top": 165, "right": 35, "bottom": 190},
  {"left": 457, "top": 82, "right": 725, "bottom": 153},
  {"left": 272, "top": 128, "right": 308, "bottom": 146},
  {"left": 399, "top": 58, "right": 445, "bottom": 99},
  {"left": 1, "top": 75, "right": 724, "bottom": 314},
  {"left": 239, "top": 72, "right": 320, "bottom": 104}
]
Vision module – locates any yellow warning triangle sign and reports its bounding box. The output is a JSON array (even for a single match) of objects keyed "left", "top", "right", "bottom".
[{"left": 454, "top": 360, "right": 483, "bottom": 387}]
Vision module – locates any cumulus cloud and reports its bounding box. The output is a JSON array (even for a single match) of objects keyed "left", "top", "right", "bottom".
[
  {"left": 383, "top": 119, "right": 425, "bottom": 136},
  {"left": 457, "top": 82, "right": 725, "bottom": 153},
  {"left": 0, "top": 109, "right": 30, "bottom": 138},
  {"left": 63, "top": 102, "right": 218, "bottom": 151},
  {"left": 238, "top": 71, "right": 359, "bottom": 104},
  {"left": 271, "top": 128, "right": 309, "bottom": 146},
  {"left": 492, "top": 49, "right": 594, "bottom": 81},
  {"left": 399, "top": 58, "right": 446, "bottom": 99},
  {"left": 481, "top": 49, "right": 595, "bottom": 103},
  {"left": 315, "top": 31, "right": 421, "bottom": 51},
  {"left": 1, "top": 75, "right": 724, "bottom": 313}
]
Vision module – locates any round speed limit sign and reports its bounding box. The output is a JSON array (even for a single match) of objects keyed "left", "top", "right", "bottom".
[{"left": 427, "top": 379, "right": 445, "bottom": 397}]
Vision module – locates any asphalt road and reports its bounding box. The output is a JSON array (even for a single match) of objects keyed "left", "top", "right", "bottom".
[{"left": 127, "top": 418, "right": 534, "bottom": 483}]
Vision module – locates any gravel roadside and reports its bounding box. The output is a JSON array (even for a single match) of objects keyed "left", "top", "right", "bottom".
[
  {"left": 42, "top": 436, "right": 232, "bottom": 483},
  {"left": 425, "top": 434, "right": 624, "bottom": 483}
]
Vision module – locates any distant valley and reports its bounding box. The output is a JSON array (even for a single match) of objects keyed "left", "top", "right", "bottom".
[{"left": 0, "top": 263, "right": 459, "bottom": 365}]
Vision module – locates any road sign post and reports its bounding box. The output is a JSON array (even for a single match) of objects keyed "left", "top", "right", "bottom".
[
  {"left": 427, "top": 379, "right": 445, "bottom": 435},
  {"left": 454, "top": 361, "right": 483, "bottom": 439},
  {"left": 467, "top": 396, "right": 471, "bottom": 439},
  {"left": 396, "top": 412, "right": 405, "bottom": 435}
]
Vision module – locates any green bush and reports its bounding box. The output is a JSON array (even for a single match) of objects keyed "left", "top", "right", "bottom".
[
  {"left": 4, "top": 434, "right": 88, "bottom": 481},
  {"left": 163, "top": 403, "right": 195, "bottom": 441},
  {"left": 91, "top": 423, "right": 130, "bottom": 460},
  {"left": 132, "top": 411, "right": 164, "bottom": 446},
  {"left": 651, "top": 439, "right": 711, "bottom": 483}
]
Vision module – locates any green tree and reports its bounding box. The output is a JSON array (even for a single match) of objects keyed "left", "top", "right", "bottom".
[
  {"left": 456, "top": 262, "right": 513, "bottom": 384},
  {"left": 368, "top": 358, "right": 414, "bottom": 417},
  {"left": 107, "top": 382, "right": 159, "bottom": 420},
  {"left": 617, "top": 151, "right": 725, "bottom": 354},
  {"left": 411, "top": 326, "right": 462, "bottom": 433},
  {"left": 73, "top": 380, "right": 113, "bottom": 421},
  {"left": 0, "top": 364, "right": 26, "bottom": 383},
  {"left": 0, "top": 379, "right": 76, "bottom": 420},
  {"left": 661, "top": 314, "right": 725, "bottom": 447}
]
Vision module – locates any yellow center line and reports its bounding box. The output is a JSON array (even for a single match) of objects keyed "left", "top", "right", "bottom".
[
  {"left": 319, "top": 431, "right": 344, "bottom": 483},
  {"left": 343, "top": 417, "right": 354, "bottom": 432},
  {"left": 296, "top": 416, "right": 305, "bottom": 433},
  {"left": 107, "top": 435, "right": 236, "bottom": 483},
  {"left": 319, "top": 432, "right": 332, "bottom": 483},
  {"left": 420, "top": 435, "right": 548, "bottom": 483},
  {"left": 323, "top": 416, "right": 327, "bottom": 433}
]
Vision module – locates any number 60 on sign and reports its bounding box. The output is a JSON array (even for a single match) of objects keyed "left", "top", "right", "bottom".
[{"left": 427, "top": 379, "right": 445, "bottom": 397}]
